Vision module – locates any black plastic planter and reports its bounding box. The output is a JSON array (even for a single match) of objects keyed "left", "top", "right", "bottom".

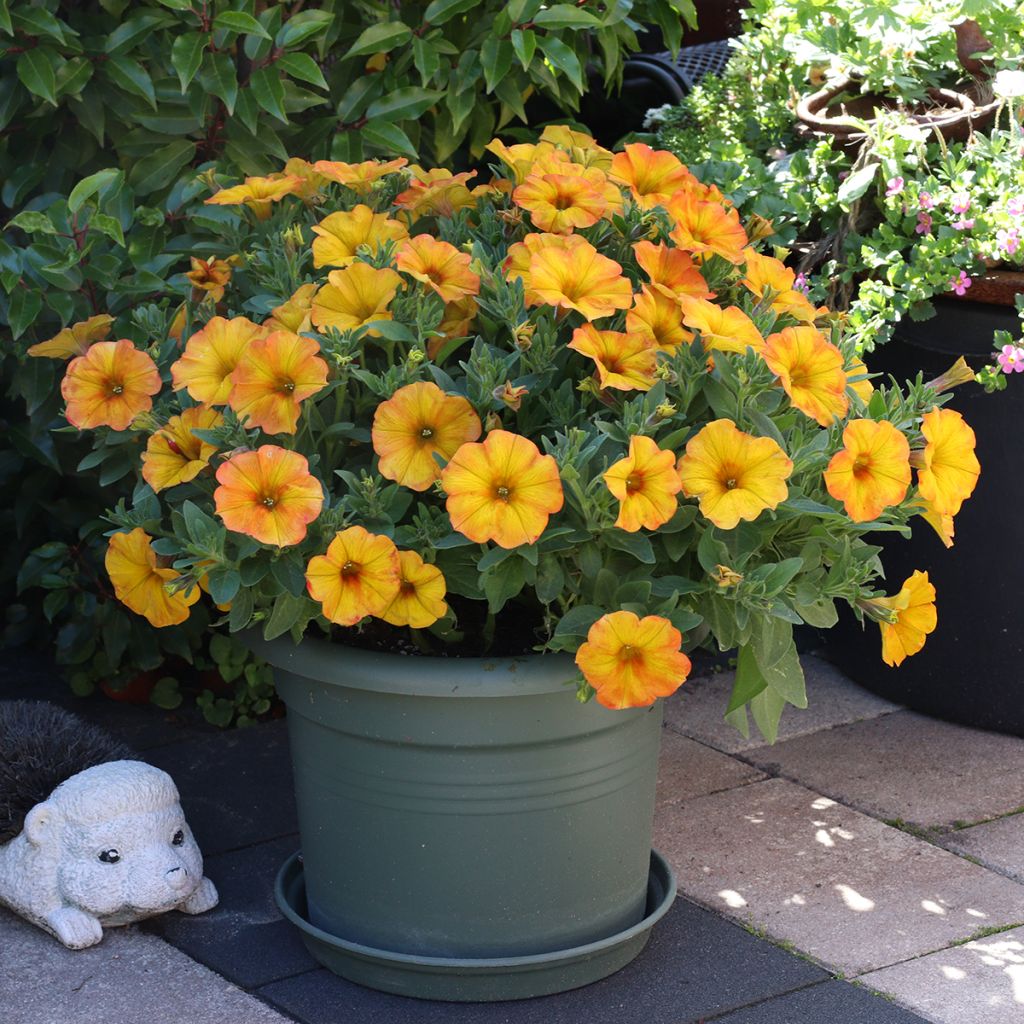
[
  {"left": 821, "top": 298, "right": 1024, "bottom": 735},
  {"left": 249, "top": 636, "right": 673, "bottom": 1000}
]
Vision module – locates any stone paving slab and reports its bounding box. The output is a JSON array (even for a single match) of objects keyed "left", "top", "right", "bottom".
[
  {"left": 745, "top": 711, "right": 1024, "bottom": 829},
  {"left": 653, "top": 778, "right": 1024, "bottom": 976},
  {"left": 942, "top": 814, "right": 1024, "bottom": 884},
  {"left": 664, "top": 654, "right": 900, "bottom": 754},
  {"left": 656, "top": 726, "right": 765, "bottom": 807},
  {"left": 0, "top": 907, "right": 290, "bottom": 1024},
  {"left": 258, "top": 897, "right": 827, "bottom": 1024},
  {"left": 710, "top": 979, "right": 929, "bottom": 1023},
  {"left": 861, "top": 925, "right": 1024, "bottom": 1024}
]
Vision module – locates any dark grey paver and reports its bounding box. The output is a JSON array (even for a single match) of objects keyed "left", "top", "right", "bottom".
[
  {"left": 257, "top": 898, "right": 827, "bottom": 1024},
  {"left": 710, "top": 980, "right": 929, "bottom": 1022}
]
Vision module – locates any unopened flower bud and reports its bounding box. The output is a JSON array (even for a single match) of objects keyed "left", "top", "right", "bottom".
[
  {"left": 484, "top": 411, "right": 502, "bottom": 432},
  {"left": 925, "top": 356, "right": 976, "bottom": 393},
  {"left": 494, "top": 381, "right": 528, "bottom": 410},
  {"left": 654, "top": 402, "right": 678, "bottom": 420},
  {"left": 712, "top": 565, "right": 744, "bottom": 588},
  {"left": 744, "top": 214, "right": 776, "bottom": 242},
  {"left": 407, "top": 348, "right": 425, "bottom": 366},
  {"left": 514, "top": 322, "right": 536, "bottom": 350}
]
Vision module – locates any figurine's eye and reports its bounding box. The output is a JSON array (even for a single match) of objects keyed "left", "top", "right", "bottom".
[
  {"left": 98, "top": 849, "right": 120, "bottom": 864},
  {"left": 172, "top": 829, "right": 185, "bottom": 847}
]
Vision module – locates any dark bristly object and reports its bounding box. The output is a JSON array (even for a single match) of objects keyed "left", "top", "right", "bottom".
[{"left": 0, "top": 702, "right": 132, "bottom": 842}]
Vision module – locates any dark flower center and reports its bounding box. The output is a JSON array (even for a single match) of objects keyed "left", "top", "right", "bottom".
[
  {"left": 725, "top": 478, "right": 738, "bottom": 490},
  {"left": 496, "top": 485, "right": 511, "bottom": 501},
  {"left": 420, "top": 426, "right": 434, "bottom": 439},
  {"left": 625, "top": 474, "right": 642, "bottom": 494},
  {"left": 262, "top": 496, "right": 276, "bottom": 508},
  {"left": 341, "top": 560, "right": 358, "bottom": 577},
  {"left": 110, "top": 383, "right": 125, "bottom": 396}
]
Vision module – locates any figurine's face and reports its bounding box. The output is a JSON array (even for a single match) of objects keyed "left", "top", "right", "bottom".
[{"left": 56, "top": 804, "right": 204, "bottom": 918}]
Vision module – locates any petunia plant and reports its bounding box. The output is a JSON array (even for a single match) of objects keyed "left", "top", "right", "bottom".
[{"left": 52, "top": 131, "right": 980, "bottom": 741}]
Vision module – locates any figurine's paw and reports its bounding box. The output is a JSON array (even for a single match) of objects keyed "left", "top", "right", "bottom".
[
  {"left": 179, "top": 876, "right": 218, "bottom": 915},
  {"left": 46, "top": 907, "right": 103, "bottom": 949}
]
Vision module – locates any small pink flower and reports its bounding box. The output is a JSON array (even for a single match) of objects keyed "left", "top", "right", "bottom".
[
  {"left": 997, "top": 344, "right": 1024, "bottom": 373},
  {"left": 793, "top": 272, "right": 810, "bottom": 295},
  {"left": 998, "top": 228, "right": 1020, "bottom": 256},
  {"left": 950, "top": 271, "right": 972, "bottom": 296},
  {"left": 950, "top": 192, "right": 971, "bottom": 215},
  {"left": 1008, "top": 196, "right": 1024, "bottom": 217},
  {"left": 885, "top": 176, "right": 904, "bottom": 197},
  {"left": 915, "top": 212, "right": 933, "bottom": 235},
  {"left": 953, "top": 218, "right": 975, "bottom": 231},
  {"left": 919, "top": 191, "right": 936, "bottom": 210}
]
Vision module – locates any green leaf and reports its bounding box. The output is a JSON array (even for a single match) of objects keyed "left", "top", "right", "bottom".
[
  {"left": 171, "top": 32, "right": 206, "bottom": 91},
  {"left": 424, "top": 0, "right": 478, "bottom": 23},
  {"left": 55, "top": 56, "right": 93, "bottom": 99},
  {"left": 68, "top": 168, "right": 122, "bottom": 214},
  {"left": 276, "top": 52, "right": 328, "bottom": 90},
  {"left": 214, "top": 11, "right": 271, "bottom": 39},
  {"left": 481, "top": 36, "right": 514, "bottom": 94},
  {"left": 604, "top": 529, "right": 656, "bottom": 564},
  {"left": 127, "top": 139, "right": 196, "bottom": 194},
  {"left": 203, "top": 51, "right": 238, "bottom": 114},
  {"left": 537, "top": 36, "right": 584, "bottom": 92},
  {"left": 6, "top": 210, "right": 58, "bottom": 234},
  {"left": 412, "top": 35, "right": 441, "bottom": 84},
  {"left": 510, "top": 28, "right": 537, "bottom": 70},
  {"left": 228, "top": 585, "right": 254, "bottom": 632},
  {"left": 90, "top": 212, "right": 125, "bottom": 246},
  {"left": 0, "top": 0, "right": 12, "bottom": 35},
  {"left": 837, "top": 163, "right": 878, "bottom": 206},
  {"left": 275, "top": 10, "right": 334, "bottom": 48},
  {"left": 250, "top": 66, "right": 287, "bottom": 122},
  {"left": 104, "top": 55, "right": 157, "bottom": 110},
  {"left": 17, "top": 48, "right": 58, "bottom": 106},
  {"left": 8, "top": 288, "right": 42, "bottom": 339},
  {"left": 750, "top": 686, "right": 786, "bottom": 744},
  {"left": 361, "top": 120, "right": 418, "bottom": 160},
  {"left": 553, "top": 604, "right": 603, "bottom": 638},
  {"left": 106, "top": 13, "right": 170, "bottom": 54},
  {"left": 727, "top": 645, "right": 770, "bottom": 713},
  {"left": 751, "top": 618, "right": 807, "bottom": 708},
  {"left": 366, "top": 86, "right": 443, "bottom": 122},
  {"left": 346, "top": 22, "right": 412, "bottom": 59},
  {"left": 532, "top": 5, "right": 602, "bottom": 28},
  {"left": 482, "top": 558, "right": 525, "bottom": 613},
  {"left": 263, "top": 591, "right": 310, "bottom": 641},
  {"left": 206, "top": 567, "right": 241, "bottom": 606}
]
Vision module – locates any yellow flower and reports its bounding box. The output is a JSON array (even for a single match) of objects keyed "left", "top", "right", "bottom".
[
  {"left": 305, "top": 526, "right": 401, "bottom": 626},
  {"left": 632, "top": 241, "right": 713, "bottom": 302},
  {"left": 205, "top": 174, "right": 303, "bottom": 219},
  {"left": 61, "top": 339, "right": 161, "bottom": 431},
  {"left": 441, "top": 429, "right": 564, "bottom": 548},
  {"left": 824, "top": 419, "right": 911, "bottom": 522},
  {"left": 313, "top": 157, "right": 408, "bottom": 193},
  {"left": 877, "top": 571, "right": 937, "bottom": 667},
  {"left": 310, "top": 263, "right": 403, "bottom": 335},
  {"left": 371, "top": 381, "right": 482, "bottom": 491},
  {"left": 603, "top": 435, "right": 682, "bottom": 532},
  {"left": 762, "top": 326, "right": 849, "bottom": 426},
  {"left": 538, "top": 125, "right": 614, "bottom": 170},
  {"left": 394, "top": 168, "right": 479, "bottom": 218},
  {"left": 847, "top": 355, "right": 874, "bottom": 403},
  {"left": 170, "top": 316, "right": 268, "bottom": 406},
  {"left": 609, "top": 143, "right": 697, "bottom": 209},
  {"left": 568, "top": 325, "right": 658, "bottom": 392},
  {"left": 575, "top": 611, "right": 692, "bottom": 710},
  {"left": 186, "top": 256, "right": 234, "bottom": 302},
  {"left": 379, "top": 550, "right": 448, "bottom": 628},
  {"left": 917, "top": 408, "right": 980, "bottom": 516},
  {"left": 513, "top": 172, "right": 608, "bottom": 233},
  {"left": 266, "top": 283, "right": 317, "bottom": 334},
  {"left": 527, "top": 238, "right": 633, "bottom": 321},
  {"left": 141, "top": 406, "right": 223, "bottom": 493},
  {"left": 281, "top": 157, "right": 329, "bottom": 199},
  {"left": 396, "top": 234, "right": 480, "bottom": 302},
  {"left": 105, "top": 528, "right": 199, "bottom": 628},
  {"left": 911, "top": 495, "right": 955, "bottom": 548},
  {"left": 677, "top": 419, "right": 793, "bottom": 529},
  {"left": 626, "top": 285, "right": 694, "bottom": 352},
  {"left": 741, "top": 249, "right": 823, "bottom": 323},
  {"left": 28, "top": 314, "right": 114, "bottom": 359},
  {"left": 666, "top": 193, "right": 749, "bottom": 264},
  {"left": 311, "top": 205, "right": 408, "bottom": 269},
  {"left": 678, "top": 295, "right": 764, "bottom": 354}
]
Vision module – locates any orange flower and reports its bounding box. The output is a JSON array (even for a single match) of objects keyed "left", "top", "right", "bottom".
[
  {"left": 568, "top": 325, "right": 658, "bottom": 392},
  {"left": 372, "top": 381, "right": 482, "bottom": 491},
  {"left": 539, "top": 125, "right": 614, "bottom": 170},
  {"left": 916, "top": 408, "right": 980, "bottom": 516},
  {"left": 305, "top": 526, "right": 401, "bottom": 626},
  {"left": 677, "top": 419, "right": 793, "bottom": 529},
  {"left": 575, "top": 611, "right": 691, "bottom": 710},
  {"left": 313, "top": 157, "right": 408, "bottom": 193},
  {"left": 105, "top": 528, "right": 199, "bottom": 628},
  {"left": 513, "top": 172, "right": 607, "bottom": 233},
  {"left": 762, "top": 326, "right": 848, "bottom": 426},
  {"left": 441, "top": 429, "right": 564, "bottom": 548},
  {"left": 626, "top": 285, "right": 693, "bottom": 352},
  {"left": 527, "top": 239, "right": 632, "bottom": 320},
  {"left": 28, "top": 313, "right": 114, "bottom": 359},
  {"left": 432, "top": 294, "right": 478, "bottom": 355},
  {"left": 394, "top": 167, "right": 478, "bottom": 218},
  {"left": 824, "top": 419, "right": 911, "bottom": 522},
  {"left": 877, "top": 571, "right": 937, "bottom": 667},
  {"left": 186, "top": 256, "right": 234, "bottom": 302},
  {"left": 610, "top": 143, "right": 698, "bottom": 209},
  {"left": 61, "top": 339, "right": 161, "bottom": 431},
  {"left": 741, "top": 250, "right": 823, "bottom": 323},
  {"left": 678, "top": 295, "right": 764, "bottom": 354},
  {"left": 666, "top": 193, "right": 749, "bottom": 264},
  {"left": 911, "top": 495, "right": 955, "bottom": 548},
  {"left": 396, "top": 235, "right": 480, "bottom": 302},
  {"left": 205, "top": 175, "right": 303, "bottom": 219},
  {"left": 847, "top": 355, "right": 874, "bottom": 403},
  {"left": 379, "top": 550, "right": 448, "bottom": 628},
  {"left": 141, "top": 406, "right": 224, "bottom": 493},
  {"left": 632, "top": 241, "right": 713, "bottom": 302},
  {"left": 603, "top": 435, "right": 682, "bottom": 532},
  {"left": 281, "top": 157, "right": 329, "bottom": 199},
  {"left": 265, "top": 283, "right": 317, "bottom": 334},
  {"left": 170, "top": 316, "right": 268, "bottom": 405},
  {"left": 504, "top": 232, "right": 588, "bottom": 292},
  {"left": 228, "top": 331, "right": 329, "bottom": 435},
  {"left": 310, "top": 264, "right": 403, "bottom": 336},
  {"left": 311, "top": 205, "right": 408, "bottom": 268},
  {"left": 486, "top": 138, "right": 559, "bottom": 183},
  {"left": 214, "top": 445, "right": 323, "bottom": 547}
]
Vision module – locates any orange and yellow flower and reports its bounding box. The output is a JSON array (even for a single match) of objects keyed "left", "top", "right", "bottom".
[
  {"left": 186, "top": 256, "right": 234, "bottom": 302},
  {"left": 310, "top": 264, "right": 403, "bottom": 335},
  {"left": 916, "top": 407, "right": 980, "bottom": 516},
  {"left": 513, "top": 172, "right": 608, "bottom": 233},
  {"left": 539, "top": 125, "right": 614, "bottom": 170},
  {"left": 911, "top": 495, "right": 955, "bottom": 548},
  {"left": 214, "top": 445, "right": 323, "bottom": 547},
  {"left": 433, "top": 294, "right": 478, "bottom": 353},
  {"left": 626, "top": 285, "right": 693, "bottom": 352},
  {"left": 824, "top": 419, "right": 911, "bottom": 522},
  {"left": 666, "top": 194, "right": 749, "bottom": 264},
  {"left": 141, "top": 406, "right": 224, "bottom": 492},
  {"left": 609, "top": 143, "right": 697, "bottom": 209},
  {"left": 305, "top": 526, "right": 401, "bottom": 626},
  {"left": 313, "top": 157, "right": 408, "bottom": 193},
  {"left": 762, "top": 326, "right": 848, "bottom": 426},
  {"left": 678, "top": 295, "right": 764, "bottom": 354},
  {"left": 379, "top": 550, "right": 448, "bottom": 628},
  {"left": 527, "top": 239, "right": 633, "bottom": 320},
  {"left": 265, "top": 283, "right": 317, "bottom": 334},
  {"left": 396, "top": 234, "right": 480, "bottom": 302},
  {"left": 394, "top": 167, "right": 479, "bottom": 219},
  {"left": 568, "top": 325, "right": 658, "bottom": 392},
  {"left": 61, "top": 339, "right": 161, "bottom": 431},
  {"left": 105, "top": 528, "right": 199, "bottom": 628},
  {"left": 171, "top": 316, "right": 268, "bottom": 406},
  {"left": 311, "top": 205, "right": 408, "bottom": 268},
  {"left": 632, "top": 241, "right": 713, "bottom": 302},
  {"left": 847, "top": 355, "right": 874, "bottom": 403},
  {"left": 504, "top": 232, "right": 588, "bottom": 292},
  {"left": 741, "top": 250, "right": 823, "bottom": 323},
  {"left": 877, "top": 570, "right": 937, "bottom": 667},
  {"left": 28, "top": 314, "right": 114, "bottom": 359},
  {"left": 486, "top": 138, "right": 560, "bottom": 183},
  {"left": 441, "top": 429, "right": 564, "bottom": 548},
  {"left": 603, "top": 435, "right": 682, "bottom": 532},
  {"left": 677, "top": 418, "right": 793, "bottom": 529},
  {"left": 205, "top": 175, "right": 303, "bottom": 219},
  {"left": 575, "top": 611, "right": 692, "bottom": 710},
  {"left": 281, "top": 157, "right": 329, "bottom": 199},
  {"left": 372, "top": 381, "right": 482, "bottom": 491},
  {"left": 228, "top": 331, "right": 329, "bottom": 435}
]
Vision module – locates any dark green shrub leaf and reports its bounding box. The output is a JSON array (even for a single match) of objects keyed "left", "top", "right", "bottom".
[
  {"left": 276, "top": 52, "right": 328, "bottom": 90},
  {"left": 346, "top": 21, "right": 412, "bottom": 59},
  {"left": 214, "top": 11, "right": 271, "bottom": 39},
  {"left": 366, "top": 87, "right": 444, "bottom": 123},
  {"left": 128, "top": 139, "right": 196, "bottom": 195},
  {"left": 171, "top": 32, "right": 206, "bottom": 91},
  {"left": 17, "top": 48, "right": 59, "bottom": 106},
  {"left": 104, "top": 56, "right": 157, "bottom": 110},
  {"left": 424, "top": 0, "right": 478, "bottom": 24}
]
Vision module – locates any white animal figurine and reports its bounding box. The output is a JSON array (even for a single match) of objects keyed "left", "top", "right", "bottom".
[{"left": 0, "top": 702, "right": 218, "bottom": 949}]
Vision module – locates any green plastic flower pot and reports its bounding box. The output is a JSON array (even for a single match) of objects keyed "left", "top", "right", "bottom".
[{"left": 250, "top": 635, "right": 671, "bottom": 1000}]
